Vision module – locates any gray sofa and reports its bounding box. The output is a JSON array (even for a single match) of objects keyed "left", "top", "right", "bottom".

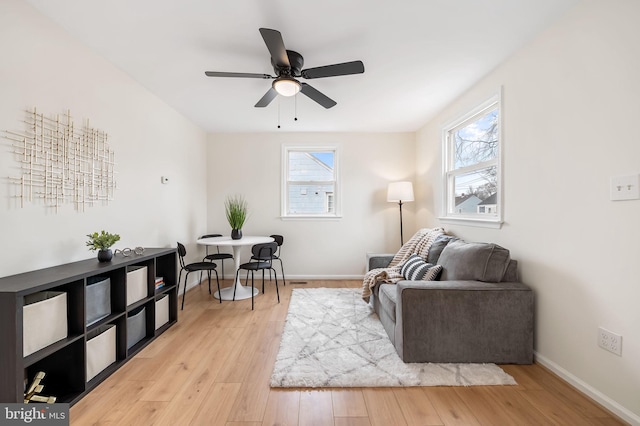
[{"left": 368, "top": 236, "right": 534, "bottom": 364}]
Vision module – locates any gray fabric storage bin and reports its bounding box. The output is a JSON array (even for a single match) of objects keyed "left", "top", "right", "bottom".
[
  {"left": 126, "top": 306, "right": 146, "bottom": 350},
  {"left": 86, "top": 276, "right": 111, "bottom": 326}
]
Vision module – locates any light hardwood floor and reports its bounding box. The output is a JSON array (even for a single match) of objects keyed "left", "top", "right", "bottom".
[{"left": 70, "top": 279, "right": 626, "bottom": 425}]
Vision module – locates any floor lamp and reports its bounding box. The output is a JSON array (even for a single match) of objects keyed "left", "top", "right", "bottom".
[{"left": 387, "top": 181, "right": 414, "bottom": 246}]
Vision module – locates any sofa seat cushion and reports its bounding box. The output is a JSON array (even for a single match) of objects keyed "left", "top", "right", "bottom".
[
  {"left": 378, "top": 284, "right": 397, "bottom": 320},
  {"left": 438, "top": 240, "right": 511, "bottom": 282}
]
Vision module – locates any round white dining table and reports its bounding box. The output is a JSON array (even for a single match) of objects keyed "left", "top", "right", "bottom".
[{"left": 196, "top": 235, "right": 274, "bottom": 301}]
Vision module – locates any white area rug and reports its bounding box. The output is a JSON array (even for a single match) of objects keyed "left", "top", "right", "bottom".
[{"left": 270, "top": 287, "right": 516, "bottom": 388}]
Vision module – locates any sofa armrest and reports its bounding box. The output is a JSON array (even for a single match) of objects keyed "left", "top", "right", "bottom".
[
  {"left": 398, "top": 280, "right": 529, "bottom": 292},
  {"left": 367, "top": 254, "right": 394, "bottom": 271},
  {"left": 394, "top": 280, "right": 534, "bottom": 364}
]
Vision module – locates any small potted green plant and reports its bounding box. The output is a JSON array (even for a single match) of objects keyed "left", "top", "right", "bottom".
[
  {"left": 86, "top": 230, "right": 121, "bottom": 262},
  {"left": 225, "top": 195, "right": 248, "bottom": 239}
]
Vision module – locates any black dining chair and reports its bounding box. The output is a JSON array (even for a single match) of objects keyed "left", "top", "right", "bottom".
[
  {"left": 270, "top": 235, "right": 286, "bottom": 286},
  {"left": 177, "top": 242, "right": 220, "bottom": 310},
  {"left": 200, "top": 233, "right": 233, "bottom": 278},
  {"left": 235, "top": 242, "right": 279, "bottom": 310},
  {"left": 251, "top": 234, "right": 286, "bottom": 286}
]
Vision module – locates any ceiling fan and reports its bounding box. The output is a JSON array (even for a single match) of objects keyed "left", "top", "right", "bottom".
[{"left": 205, "top": 28, "right": 365, "bottom": 109}]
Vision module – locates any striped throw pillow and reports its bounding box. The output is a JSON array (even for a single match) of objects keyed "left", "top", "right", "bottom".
[{"left": 400, "top": 254, "right": 443, "bottom": 281}]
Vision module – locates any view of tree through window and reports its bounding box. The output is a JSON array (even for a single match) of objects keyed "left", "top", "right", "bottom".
[
  {"left": 453, "top": 108, "right": 498, "bottom": 200},
  {"left": 284, "top": 148, "right": 338, "bottom": 216},
  {"left": 443, "top": 96, "right": 501, "bottom": 221}
]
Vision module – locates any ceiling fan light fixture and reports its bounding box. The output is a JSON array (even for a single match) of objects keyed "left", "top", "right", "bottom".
[{"left": 273, "top": 76, "right": 301, "bottom": 97}]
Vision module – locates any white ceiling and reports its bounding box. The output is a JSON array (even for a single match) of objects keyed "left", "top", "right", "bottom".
[{"left": 26, "top": 0, "right": 578, "bottom": 133}]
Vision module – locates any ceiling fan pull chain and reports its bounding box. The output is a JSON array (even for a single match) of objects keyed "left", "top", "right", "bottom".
[
  {"left": 277, "top": 96, "right": 281, "bottom": 129},
  {"left": 294, "top": 94, "right": 298, "bottom": 122}
]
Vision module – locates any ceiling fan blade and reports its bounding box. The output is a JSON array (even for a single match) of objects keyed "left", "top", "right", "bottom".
[
  {"left": 300, "top": 83, "right": 336, "bottom": 109},
  {"left": 255, "top": 88, "right": 278, "bottom": 108},
  {"left": 259, "top": 28, "right": 290, "bottom": 69},
  {"left": 205, "top": 71, "right": 272, "bottom": 79},
  {"left": 301, "top": 61, "right": 365, "bottom": 79}
]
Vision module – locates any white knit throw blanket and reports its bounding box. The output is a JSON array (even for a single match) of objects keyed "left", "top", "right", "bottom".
[{"left": 361, "top": 227, "right": 444, "bottom": 302}]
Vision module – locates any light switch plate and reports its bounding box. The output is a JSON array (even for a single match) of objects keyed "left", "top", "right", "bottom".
[{"left": 610, "top": 174, "right": 639, "bottom": 201}]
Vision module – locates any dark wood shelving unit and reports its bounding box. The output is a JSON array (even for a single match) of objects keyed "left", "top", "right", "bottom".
[{"left": 0, "top": 247, "right": 177, "bottom": 405}]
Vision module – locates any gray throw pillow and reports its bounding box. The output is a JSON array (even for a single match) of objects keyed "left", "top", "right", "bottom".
[
  {"left": 426, "top": 234, "right": 458, "bottom": 264},
  {"left": 438, "top": 240, "right": 511, "bottom": 282},
  {"left": 400, "top": 254, "right": 443, "bottom": 281}
]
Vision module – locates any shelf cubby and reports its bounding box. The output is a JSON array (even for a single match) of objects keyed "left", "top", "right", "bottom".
[{"left": 25, "top": 339, "right": 85, "bottom": 404}]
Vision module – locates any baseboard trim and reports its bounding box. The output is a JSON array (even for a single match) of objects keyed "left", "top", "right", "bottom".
[
  {"left": 183, "top": 275, "right": 365, "bottom": 291},
  {"left": 217, "top": 274, "right": 365, "bottom": 281},
  {"left": 534, "top": 351, "right": 639, "bottom": 425}
]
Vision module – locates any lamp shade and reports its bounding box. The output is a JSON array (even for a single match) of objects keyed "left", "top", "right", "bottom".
[{"left": 387, "top": 181, "right": 414, "bottom": 202}]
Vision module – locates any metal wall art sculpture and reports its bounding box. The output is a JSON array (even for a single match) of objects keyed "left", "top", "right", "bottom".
[{"left": 4, "top": 108, "right": 116, "bottom": 212}]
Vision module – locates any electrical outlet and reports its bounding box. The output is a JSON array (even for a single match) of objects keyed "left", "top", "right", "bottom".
[
  {"left": 598, "top": 327, "right": 622, "bottom": 356},
  {"left": 610, "top": 174, "right": 640, "bottom": 201}
]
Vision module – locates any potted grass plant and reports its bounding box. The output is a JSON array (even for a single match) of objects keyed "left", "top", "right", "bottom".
[
  {"left": 225, "top": 195, "right": 248, "bottom": 239},
  {"left": 86, "top": 230, "right": 121, "bottom": 262}
]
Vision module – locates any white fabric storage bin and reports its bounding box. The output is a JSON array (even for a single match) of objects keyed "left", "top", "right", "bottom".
[
  {"left": 126, "top": 306, "right": 146, "bottom": 350},
  {"left": 86, "top": 324, "right": 116, "bottom": 382},
  {"left": 86, "top": 276, "right": 111, "bottom": 326},
  {"left": 154, "top": 295, "right": 170, "bottom": 330},
  {"left": 126, "top": 265, "right": 148, "bottom": 306},
  {"left": 23, "top": 291, "right": 68, "bottom": 356}
]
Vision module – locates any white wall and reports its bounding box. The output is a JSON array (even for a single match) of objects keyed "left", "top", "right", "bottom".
[
  {"left": 416, "top": 0, "right": 640, "bottom": 422},
  {"left": 206, "top": 132, "right": 416, "bottom": 277},
  {"left": 0, "top": 0, "right": 208, "bottom": 278}
]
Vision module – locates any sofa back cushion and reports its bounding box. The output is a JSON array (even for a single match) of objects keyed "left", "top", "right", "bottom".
[
  {"left": 438, "top": 240, "right": 511, "bottom": 282},
  {"left": 502, "top": 259, "right": 519, "bottom": 282},
  {"left": 426, "top": 235, "right": 458, "bottom": 264}
]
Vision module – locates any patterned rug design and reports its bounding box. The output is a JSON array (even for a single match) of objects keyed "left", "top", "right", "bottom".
[{"left": 270, "top": 287, "right": 517, "bottom": 387}]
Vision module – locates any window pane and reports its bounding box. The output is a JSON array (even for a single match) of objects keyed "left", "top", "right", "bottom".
[
  {"left": 288, "top": 151, "right": 334, "bottom": 182},
  {"left": 453, "top": 108, "right": 498, "bottom": 169},
  {"left": 288, "top": 183, "right": 335, "bottom": 214},
  {"left": 451, "top": 166, "right": 497, "bottom": 215},
  {"left": 283, "top": 146, "right": 339, "bottom": 217}
]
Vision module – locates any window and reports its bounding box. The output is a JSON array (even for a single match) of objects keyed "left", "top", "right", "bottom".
[
  {"left": 442, "top": 92, "right": 502, "bottom": 227},
  {"left": 282, "top": 146, "right": 340, "bottom": 218}
]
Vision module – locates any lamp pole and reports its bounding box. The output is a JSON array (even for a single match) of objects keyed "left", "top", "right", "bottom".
[
  {"left": 387, "top": 181, "right": 414, "bottom": 249},
  {"left": 398, "top": 200, "right": 405, "bottom": 246}
]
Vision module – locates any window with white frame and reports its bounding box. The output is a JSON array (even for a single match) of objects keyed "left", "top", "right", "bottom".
[
  {"left": 442, "top": 93, "right": 502, "bottom": 226},
  {"left": 282, "top": 146, "right": 340, "bottom": 218}
]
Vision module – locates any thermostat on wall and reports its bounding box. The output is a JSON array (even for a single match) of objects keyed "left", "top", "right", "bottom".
[{"left": 161, "top": 176, "right": 169, "bottom": 184}]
